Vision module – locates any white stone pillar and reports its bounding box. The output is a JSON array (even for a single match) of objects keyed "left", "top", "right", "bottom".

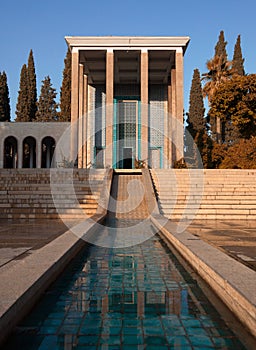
[
  {"left": 140, "top": 49, "right": 148, "bottom": 163},
  {"left": 18, "top": 140, "right": 23, "bottom": 168},
  {"left": 175, "top": 49, "right": 184, "bottom": 161},
  {"left": 70, "top": 48, "right": 79, "bottom": 165},
  {"left": 37, "top": 139, "right": 41, "bottom": 168},
  {"left": 78, "top": 63, "right": 84, "bottom": 168},
  {"left": 171, "top": 67, "right": 177, "bottom": 162},
  {"left": 105, "top": 49, "right": 114, "bottom": 168},
  {"left": 83, "top": 74, "right": 88, "bottom": 167},
  {"left": 167, "top": 83, "right": 173, "bottom": 167}
]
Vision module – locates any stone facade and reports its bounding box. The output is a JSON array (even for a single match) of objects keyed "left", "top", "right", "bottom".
[
  {"left": 66, "top": 36, "right": 190, "bottom": 169},
  {"left": 0, "top": 122, "right": 70, "bottom": 168},
  {"left": 0, "top": 36, "right": 190, "bottom": 169}
]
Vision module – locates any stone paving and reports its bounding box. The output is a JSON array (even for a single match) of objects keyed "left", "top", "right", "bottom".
[
  {"left": 0, "top": 214, "right": 256, "bottom": 273},
  {"left": 0, "top": 219, "right": 76, "bottom": 267},
  {"left": 184, "top": 220, "right": 256, "bottom": 271}
]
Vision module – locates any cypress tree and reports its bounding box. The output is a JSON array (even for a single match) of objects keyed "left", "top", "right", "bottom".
[
  {"left": 36, "top": 76, "right": 58, "bottom": 122},
  {"left": 186, "top": 68, "right": 205, "bottom": 137},
  {"left": 15, "top": 64, "right": 30, "bottom": 121},
  {"left": 185, "top": 69, "right": 207, "bottom": 167},
  {"left": 27, "top": 49, "right": 37, "bottom": 120},
  {"left": 232, "top": 35, "right": 245, "bottom": 76},
  {"left": 0, "top": 71, "right": 11, "bottom": 122},
  {"left": 59, "top": 48, "right": 71, "bottom": 121},
  {"left": 214, "top": 30, "right": 228, "bottom": 60}
]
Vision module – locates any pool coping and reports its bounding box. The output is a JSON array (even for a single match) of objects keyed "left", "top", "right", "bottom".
[
  {"left": 0, "top": 215, "right": 108, "bottom": 346},
  {"left": 0, "top": 169, "right": 114, "bottom": 346},
  {"left": 142, "top": 169, "right": 256, "bottom": 338}
]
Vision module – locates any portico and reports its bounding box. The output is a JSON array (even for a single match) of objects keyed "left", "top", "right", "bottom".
[{"left": 65, "top": 36, "right": 190, "bottom": 169}]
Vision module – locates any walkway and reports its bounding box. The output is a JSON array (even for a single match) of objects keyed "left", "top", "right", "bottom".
[
  {"left": 0, "top": 219, "right": 75, "bottom": 268},
  {"left": 184, "top": 220, "right": 256, "bottom": 271}
]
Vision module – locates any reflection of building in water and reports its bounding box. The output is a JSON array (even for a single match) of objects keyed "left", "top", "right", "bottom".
[{"left": 70, "top": 252, "right": 187, "bottom": 317}]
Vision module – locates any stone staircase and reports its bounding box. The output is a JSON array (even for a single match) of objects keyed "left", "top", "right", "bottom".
[
  {"left": 0, "top": 169, "right": 106, "bottom": 219},
  {"left": 150, "top": 169, "right": 256, "bottom": 220}
]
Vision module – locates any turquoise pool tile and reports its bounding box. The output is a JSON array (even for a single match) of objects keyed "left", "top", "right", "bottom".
[
  {"left": 103, "top": 318, "right": 122, "bottom": 327},
  {"left": 145, "top": 345, "right": 169, "bottom": 350},
  {"left": 3, "top": 221, "right": 248, "bottom": 350},
  {"left": 41, "top": 318, "right": 62, "bottom": 327},
  {"left": 212, "top": 336, "right": 245, "bottom": 349},
  {"left": 123, "top": 319, "right": 141, "bottom": 327},
  {"left": 98, "top": 345, "right": 120, "bottom": 350},
  {"left": 189, "top": 335, "right": 214, "bottom": 347},
  {"left": 143, "top": 318, "right": 162, "bottom": 328},
  {"left": 36, "top": 335, "right": 59, "bottom": 350},
  {"left": 39, "top": 325, "right": 59, "bottom": 334},
  {"left": 165, "top": 326, "right": 186, "bottom": 336},
  {"left": 78, "top": 335, "right": 99, "bottom": 345},
  {"left": 79, "top": 326, "right": 101, "bottom": 335},
  {"left": 122, "top": 334, "right": 144, "bottom": 344},
  {"left": 167, "top": 335, "right": 191, "bottom": 346},
  {"left": 104, "top": 326, "right": 121, "bottom": 336},
  {"left": 122, "top": 345, "right": 144, "bottom": 350},
  {"left": 58, "top": 324, "right": 80, "bottom": 335},
  {"left": 99, "top": 335, "right": 121, "bottom": 345},
  {"left": 122, "top": 327, "right": 142, "bottom": 335},
  {"left": 144, "top": 335, "right": 167, "bottom": 345}
]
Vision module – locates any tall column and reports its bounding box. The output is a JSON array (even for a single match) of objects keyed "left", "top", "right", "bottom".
[
  {"left": 70, "top": 48, "right": 79, "bottom": 164},
  {"left": 175, "top": 49, "right": 184, "bottom": 161},
  {"left": 83, "top": 74, "right": 88, "bottom": 167},
  {"left": 140, "top": 49, "right": 148, "bottom": 162},
  {"left": 18, "top": 140, "right": 23, "bottom": 168},
  {"left": 36, "top": 140, "right": 41, "bottom": 168},
  {"left": 105, "top": 49, "right": 114, "bottom": 168},
  {"left": 78, "top": 64, "right": 84, "bottom": 168},
  {"left": 171, "top": 68, "right": 177, "bottom": 162},
  {"left": 167, "top": 83, "right": 173, "bottom": 166}
]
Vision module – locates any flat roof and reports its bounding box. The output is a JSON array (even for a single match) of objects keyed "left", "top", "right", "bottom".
[{"left": 65, "top": 36, "right": 190, "bottom": 53}]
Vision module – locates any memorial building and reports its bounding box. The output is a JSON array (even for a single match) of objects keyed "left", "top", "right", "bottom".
[{"left": 0, "top": 36, "right": 190, "bottom": 169}]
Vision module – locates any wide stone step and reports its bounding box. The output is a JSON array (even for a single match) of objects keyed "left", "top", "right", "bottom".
[
  {"left": 0, "top": 212, "right": 96, "bottom": 219},
  {"left": 159, "top": 203, "right": 256, "bottom": 209},
  {"left": 161, "top": 208, "right": 253, "bottom": 215},
  {"left": 169, "top": 214, "right": 256, "bottom": 220}
]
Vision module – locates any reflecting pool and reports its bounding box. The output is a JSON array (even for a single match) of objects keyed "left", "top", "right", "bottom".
[{"left": 4, "top": 220, "right": 246, "bottom": 349}]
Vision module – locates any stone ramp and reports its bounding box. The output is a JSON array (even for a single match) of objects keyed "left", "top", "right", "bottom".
[
  {"left": 108, "top": 171, "right": 148, "bottom": 219},
  {"left": 151, "top": 169, "right": 256, "bottom": 220},
  {"left": 0, "top": 169, "right": 106, "bottom": 219}
]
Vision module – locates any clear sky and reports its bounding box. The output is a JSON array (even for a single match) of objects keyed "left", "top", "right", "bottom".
[{"left": 1, "top": 0, "right": 255, "bottom": 120}]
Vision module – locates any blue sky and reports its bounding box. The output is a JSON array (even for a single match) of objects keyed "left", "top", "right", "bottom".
[{"left": 1, "top": 0, "right": 255, "bottom": 120}]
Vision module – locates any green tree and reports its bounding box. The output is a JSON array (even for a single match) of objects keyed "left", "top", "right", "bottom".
[
  {"left": 59, "top": 48, "right": 71, "bottom": 121},
  {"left": 202, "top": 55, "right": 233, "bottom": 103},
  {"left": 214, "top": 30, "right": 228, "bottom": 60},
  {"left": 15, "top": 64, "right": 30, "bottom": 121},
  {"left": 208, "top": 74, "right": 256, "bottom": 140},
  {"left": 185, "top": 68, "right": 208, "bottom": 166},
  {"left": 27, "top": 49, "right": 37, "bottom": 120},
  {"left": 220, "top": 137, "right": 256, "bottom": 169},
  {"left": 202, "top": 31, "right": 233, "bottom": 144},
  {"left": 186, "top": 69, "right": 205, "bottom": 137},
  {"left": 232, "top": 35, "right": 245, "bottom": 76},
  {"left": 0, "top": 71, "right": 11, "bottom": 122},
  {"left": 36, "top": 76, "right": 58, "bottom": 122}
]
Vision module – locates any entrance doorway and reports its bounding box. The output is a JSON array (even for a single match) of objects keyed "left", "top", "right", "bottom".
[{"left": 114, "top": 99, "right": 140, "bottom": 169}]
